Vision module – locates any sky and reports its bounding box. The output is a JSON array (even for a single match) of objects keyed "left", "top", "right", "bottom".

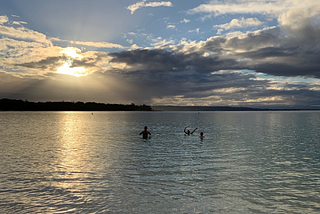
[{"left": 1, "top": 0, "right": 320, "bottom": 108}]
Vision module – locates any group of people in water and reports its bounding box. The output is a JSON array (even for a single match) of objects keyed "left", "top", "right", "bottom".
[{"left": 139, "top": 126, "right": 205, "bottom": 139}]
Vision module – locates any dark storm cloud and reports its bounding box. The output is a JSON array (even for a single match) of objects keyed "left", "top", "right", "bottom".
[
  {"left": 250, "top": 63, "right": 320, "bottom": 78},
  {"left": 104, "top": 26, "right": 320, "bottom": 107},
  {"left": 107, "top": 65, "right": 320, "bottom": 108},
  {"left": 108, "top": 48, "right": 241, "bottom": 74},
  {"left": 225, "top": 27, "right": 283, "bottom": 51},
  {"left": 238, "top": 46, "right": 298, "bottom": 59},
  {"left": 201, "top": 37, "right": 227, "bottom": 53},
  {"left": 109, "top": 23, "right": 320, "bottom": 80},
  {"left": 109, "top": 49, "right": 187, "bottom": 71},
  {"left": 68, "top": 58, "right": 99, "bottom": 68},
  {"left": 106, "top": 63, "right": 267, "bottom": 100}
]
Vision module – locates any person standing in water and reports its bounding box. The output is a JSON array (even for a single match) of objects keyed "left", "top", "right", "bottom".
[
  {"left": 199, "top": 132, "right": 205, "bottom": 139},
  {"left": 184, "top": 127, "right": 197, "bottom": 135},
  {"left": 140, "top": 126, "right": 151, "bottom": 139}
]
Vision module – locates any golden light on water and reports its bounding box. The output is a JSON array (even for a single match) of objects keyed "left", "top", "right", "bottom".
[
  {"left": 55, "top": 113, "right": 90, "bottom": 190},
  {"left": 57, "top": 47, "right": 87, "bottom": 77}
]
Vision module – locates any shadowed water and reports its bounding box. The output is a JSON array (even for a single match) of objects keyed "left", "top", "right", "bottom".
[{"left": 0, "top": 111, "right": 320, "bottom": 213}]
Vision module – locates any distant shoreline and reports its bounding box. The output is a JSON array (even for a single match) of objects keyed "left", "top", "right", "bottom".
[
  {"left": 152, "top": 106, "right": 320, "bottom": 111},
  {"left": 0, "top": 98, "right": 153, "bottom": 111}
]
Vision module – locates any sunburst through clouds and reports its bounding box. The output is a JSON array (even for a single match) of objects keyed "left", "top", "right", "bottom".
[{"left": 57, "top": 47, "right": 87, "bottom": 77}]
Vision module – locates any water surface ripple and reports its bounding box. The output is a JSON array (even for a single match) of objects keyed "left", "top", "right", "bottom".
[{"left": 1, "top": 111, "right": 320, "bottom": 213}]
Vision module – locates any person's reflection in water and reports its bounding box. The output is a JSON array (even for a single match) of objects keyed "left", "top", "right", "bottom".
[{"left": 140, "top": 126, "right": 151, "bottom": 139}]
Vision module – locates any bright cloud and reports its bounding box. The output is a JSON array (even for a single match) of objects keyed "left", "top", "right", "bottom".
[
  {"left": 0, "top": 25, "right": 51, "bottom": 46},
  {"left": 12, "top": 21, "right": 28, "bottom": 25},
  {"left": 0, "top": 15, "right": 9, "bottom": 24},
  {"left": 187, "top": 0, "right": 320, "bottom": 26},
  {"left": 187, "top": 0, "right": 291, "bottom": 17},
  {"left": 150, "top": 37, "right": 175, "bottom": 47},
  {"left": 181, "top": 18, "right": 190, "bottom": 23},
  {"left": 127, "top": 0, "right": 173, "bottom": 14},
  {"left": 214, "top": 17, "right": 264, "bottom": 32},
  {"left": 167, "top": 24, "right": 175, "bottom": 29},
  {"left": 188, "top": 28, "right": 200, "bottom": 34},
  {"left": 70, "top": 40, "right": 125, "bottom": 49}
]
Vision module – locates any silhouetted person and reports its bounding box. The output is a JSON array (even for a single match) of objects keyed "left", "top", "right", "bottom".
[
  {"left": 184, "top": 127, "right": 197, "bottom": 135},
  {"left": 199, "top": 132, "right": 205, "bottom": 139},
  {"left": 140, "top": 126, "right": 151, "bottom": 139}
]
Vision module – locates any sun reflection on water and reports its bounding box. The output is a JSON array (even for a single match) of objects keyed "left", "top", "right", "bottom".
[{"left": 55, "top": 113, "right": 91, "bottom": 190}]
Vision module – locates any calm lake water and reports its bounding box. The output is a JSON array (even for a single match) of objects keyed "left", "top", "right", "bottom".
[{"left": 1, "top": 111, "right": 320, "bottom": 214}]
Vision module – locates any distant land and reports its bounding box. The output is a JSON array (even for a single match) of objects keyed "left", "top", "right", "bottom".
[
  {"left": 1, "top": 99, "right": 319, "bottom": 112},
  {"left": 152, "top": 106, "right": 320, "bottom": 111},
  {"left": 0, "top": 98, "right": 153, "bottom": 111}
]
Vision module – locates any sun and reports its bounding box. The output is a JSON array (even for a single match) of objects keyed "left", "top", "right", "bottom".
[
  {"left": 57, "top": 47, "right": 88, "bottom": 77},
  {"left": 57, "top": 62, "right": 87, "bottom": 77}
]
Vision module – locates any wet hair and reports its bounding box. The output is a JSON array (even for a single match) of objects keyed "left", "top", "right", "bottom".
[
  {"left": 144, "top": 126, "right": 147, "bottom": 130},
  {"left": 200, "top": 132, "right": 204, "bottom": 136}
]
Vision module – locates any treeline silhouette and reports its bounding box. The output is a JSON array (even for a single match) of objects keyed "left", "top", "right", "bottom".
[{"left": 0, "top": 98, "right": 153, "bottom": 111}]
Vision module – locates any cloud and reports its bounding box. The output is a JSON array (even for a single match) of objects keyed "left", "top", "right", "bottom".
[
  {"left": 214, "top": 17, "right": 263, "bottom": 33},
  {"left": 167, "top": 24, "right": 175, "bottom": 29},
  {"left": 12, "top": 21, "right": 28, "bottom": 25},
  {"left": 6, "top": 15, "right": 319, "bottom": 84},
  {"left": 181, "top": 18, "right": 190, "bottom": 23},
  {"left": 99, "top": 45, "right": 320, "bottom": 107},
  {"left": 187, "top": 0, "right": 320, "bottom": 39},
  {"left": 70, "top": 40, "right": 125, "bottom": 49},
  {"left": 187, "top": 0, "right": 320, "bottom": 28},
  {"left": 0, "top": 29, "right": 111, "bottom": 77},
  {"left": 11, "top": 49, "right": 110, "bottom": 77},
  {"left": 14, "top": 56, "right": 65, "bottom": 70},
  {"left": 127, "top": 0, "right": 172, "bottom": 14},
  {"left": 0, "top": 15, "right": 9, "bottom": 24},
  {"left": 50, "top": 37, "right": 126, "bottom": 50},
  {"left": 188, "top": 28, "right": 200, "bottom": 34},
  {"left": 0, "top": 37, "right": 60, "bottom": 75},
  {"left": 187, "top": 0, "right": 291, "bottom": 17},
  {"left": 0, "top": 24, "right": 51, "bottom": 46},
  {"left": 2, "top": 7, "right": 320, "bottom": 107},
  {"left": 150, "top": 37, "right": 175, "bottom": 48}
]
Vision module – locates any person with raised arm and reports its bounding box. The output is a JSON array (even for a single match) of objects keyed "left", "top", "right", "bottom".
[{"left": 184, "top": 127, "right": 197, "bottom": 135}]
